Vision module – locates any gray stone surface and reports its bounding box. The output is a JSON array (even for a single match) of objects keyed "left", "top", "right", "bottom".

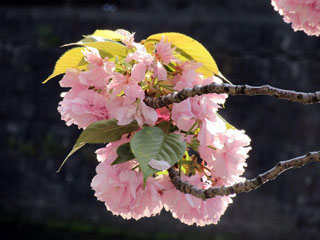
[{"left": 1, "top": 1, "right": 320, "bottom": 239}]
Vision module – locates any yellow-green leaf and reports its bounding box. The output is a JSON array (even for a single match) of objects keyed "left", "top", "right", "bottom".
[
  {"left": 216, "top": 113, "right": 237, "bottom": 130},
  {"left": 145, "top": 32, "right": 219, "bottom": 78},
  {"left": 86, "top": 29, "right": 125, "bottom": 41},
  {"left": 43, "top": 47, "right": 87, "bottom": 83},
  {"left": 82, "top": 41, "right": 127, "bottom": 58},
  {"left": 64, "top": 38, "right": 127, "bottom": 59}
]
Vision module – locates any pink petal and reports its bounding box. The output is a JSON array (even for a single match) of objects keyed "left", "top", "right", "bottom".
[{"left": 148, "top": 159, "right": 171, "bottom": 170}]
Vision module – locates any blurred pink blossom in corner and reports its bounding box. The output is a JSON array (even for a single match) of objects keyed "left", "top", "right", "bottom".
[{"left": 271, "top": 0, "right": 320, "bottom": 36}]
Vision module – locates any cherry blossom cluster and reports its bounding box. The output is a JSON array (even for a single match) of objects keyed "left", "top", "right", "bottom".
[
  {"left": 57, "top": 30, "right": 251, "bottom": 226},
  {"left": 271, "top": 0, "right": 320, "bottom": 36}
]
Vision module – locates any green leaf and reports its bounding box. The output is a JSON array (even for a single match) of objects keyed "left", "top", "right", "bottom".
[
  {"left": 43, "top": 47, "right": 87, "bottom": 83},
  {"left": 57, "top": 119, "right": 139, "bottom": 172},
  {"left": 63, "top": 37, "right": 127, "bottom": 59},
  {"left": 145, "top": 32, "right": 219, "bottom": 78},
  {"left": 77, "top": 119, "right": 139, "bottom": 144},
  {"left": 157, "top": 121, "right": 172, "bottom": 134},
  {"left": 112, "top": 143, "right": 135, "bottom": 165},
  {"left": 130, "top": 126, "right": 187, "bottom": 185},
  {"left": 189, "top": 138, "right": 200, "bottom": 152},
  {"left": 56, "top": 141, "right": 86, "bottom": 173}
]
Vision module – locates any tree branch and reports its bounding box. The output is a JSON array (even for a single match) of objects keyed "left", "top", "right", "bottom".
[
  {"left": 168, "top": 151, "right": 320, "bottom": 201},
  {"left": 144, "top": 82, "right": 320, "bottom": 109}
]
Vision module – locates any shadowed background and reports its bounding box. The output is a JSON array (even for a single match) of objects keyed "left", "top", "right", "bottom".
[{"left": 1, "top": 0, "right": 320, "bottom": 239}]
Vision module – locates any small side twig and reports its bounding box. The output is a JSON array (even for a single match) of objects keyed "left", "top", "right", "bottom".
[
  {"left": 144, "top": 82, "right": 320, "bottom": 109},
  {"left": 168, "top": 151, "right": 320, "bottom": 201}
]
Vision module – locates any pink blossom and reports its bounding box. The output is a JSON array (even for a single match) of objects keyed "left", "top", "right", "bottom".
[
  {"left": 123, "top": 83, "right": 145, "bottom": 99},
  {"left": 190, "top": 76, "right": 228, "bottom": 116},
  {"left": 209, "top": 129, "right": 251, "bottom": 185},
  {"left": 176, "top": 74, "right": 228, "bottom": 146},
  {"left": 107, "top": 97, "right": 158, "bottom": 127},
  {"left": 82, "top": 48, "right": 103, "bottom": 67},
  {"left": 174, "top": 71, "right": 199, "bottom": 90},
  {"left": 95, "top": 134, "right": 130, "bottom": 164},
  {"left": 107, "top": 59, "right": 147, "bottom": 100},
  {"left": 153, "top": 61, "right": 167, "bottom": 81},
  {"left": 198, "top": 129, "right": 251, "bottom": 186},
  {"left": 59, "top": 68, "right": 83, "bottom": 89},
  {"left": 79, "top": 48, "right": 112, "bottom": 88},
  {"left": 130, "top": 62, "right": 147, "bottom": 83},
  {"left": 197, "top": 117, "right": 226, "bottom": 147},
  {"left": 115, "top": 29, "right": 136, "bottom": 48},
  {"left": 126, "top": 44, "right": 153, "bottom": 66},
  {"left": 91, "top": 144, "right": 165, "bottom": 220},
  {"left": 171, "top": 99, "right": 196, "bottom": 131},
  {"left": 271, "top": 0, "right": 320, "bottom": 36},
  {"left": 138, "top": 100, "right": 159, "bottom": 126},
  {"left": 173, "top": 61, "right": 203, "bottom": 86},
  {"left": 155, "top": 37, "right": 177, "bottom": 65},
  {"left": 172, "top": 88, "right": 227, "bottom": 145},
  {"left": 93, "top": 138, "right": 165, "bottom": 220},
  {"left": 79, "top": 66, "right": 109, "bottom": 89},
  {"left": 107, "top": 72, "right": 145, "bottom": 100},
  {"left": 107, "top": 73, "right": 127, "bottom": 98},
  {"left": 177, "top": 61, "right": 203, "bottom": 73},
  {"left": 175, "top": 113, "right": 197, "bottom": 132},
  {"left": 156, "top": 107, "right": 171, "bottom": 122},
  {"left": 191, "top": 95, "right": 222, "bottom": 120},
  {"left": 161, "top": 175, "right": 232, "bottom": 226},
  {"left": 171, "top": 95, "right": 227, "bottom": 139},
  {"left": 171, "top": 63, "right": 228, "bottom": 140},
  {"left": 201, "top": 76, "right": 228, "bottom": 105},
  {"left": 58, "top": 89, "right": 108, "bottom": 129}
]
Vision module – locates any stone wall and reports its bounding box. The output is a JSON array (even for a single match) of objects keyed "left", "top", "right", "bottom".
[{"left": 1, "top": 1, "right": 320, "bottom": 239}]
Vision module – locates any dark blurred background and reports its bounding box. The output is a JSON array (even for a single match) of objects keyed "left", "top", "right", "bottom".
[{"left": 1, "top": 1, "right": 320, "bottom": 239}]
